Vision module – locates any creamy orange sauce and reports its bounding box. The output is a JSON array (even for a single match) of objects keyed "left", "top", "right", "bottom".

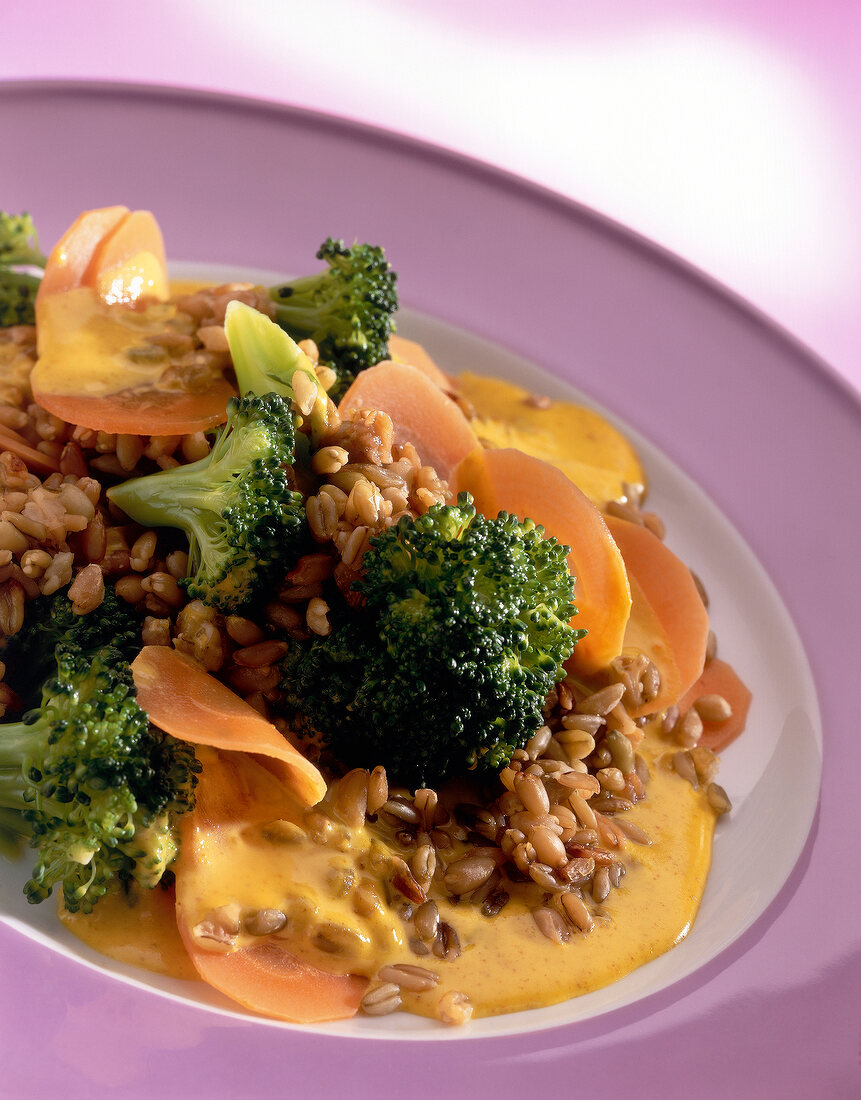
[
  {"left": 456, "top": 371, "right": 646, "bottom": 507},
  {"left": 412, "top": 747, "right": 713, "bottom": 1017},
  {"left": 59, "top": 882, "right": 197, "bottom": 981},
  {"left": 62, "top": 732, "right": 714, "bottom": 1019},
  {"left": 57, "top": 353, "right": 719, "bottom": 1020},
  {"left": 32, "top": 289, "right": 197, "bottom": 399}
]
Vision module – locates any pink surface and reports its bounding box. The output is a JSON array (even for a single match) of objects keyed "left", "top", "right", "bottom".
[
  {"left": 0, "top": 83, "right": 858, "bottom": 1098},
  {"left": 2, "top": 2, "right": 860, "bottom": 392}
]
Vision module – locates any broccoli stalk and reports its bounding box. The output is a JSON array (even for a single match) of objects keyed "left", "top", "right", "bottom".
[
  {"left": 107, "top": 392, "right": 307, "bottom": 612},
  {"left": 282, "top": 493, "right": 583, "bottom": 785},
  {"left": 267, "top": 238, "right": 398, "bottom": 395},
  {"left": 0, "top": 212, "right": 46, "bottom": 327},
  {"left": 0, "top": 645, "right": 199, "bottom": 913},
  {"left": 224, "top": 299, "right": 330, "bottom": 450}
]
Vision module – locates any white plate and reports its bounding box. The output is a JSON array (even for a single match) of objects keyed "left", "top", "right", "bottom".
[{"left": 0, "top": 269, "right": 822, "bottom": 1039}]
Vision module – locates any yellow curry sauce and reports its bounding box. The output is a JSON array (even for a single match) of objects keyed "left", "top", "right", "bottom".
[
  {"left": 59, "top": 877, "right": 197, "bottom": 982},
  {"left": 33, "top": 289, "right": 202, "bottom": 398},
  {"left": 61, "top": 729, "right": 715, "bottom": 1019},
  {"left": 59, "top": 347, "right": 718, "bottom": 1020}
]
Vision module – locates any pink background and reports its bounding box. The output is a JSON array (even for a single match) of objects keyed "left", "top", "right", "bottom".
[{"left": 3, "top": 0, "right": 860, "bottom": 392}]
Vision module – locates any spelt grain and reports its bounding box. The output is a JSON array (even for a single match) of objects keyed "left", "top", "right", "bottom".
[
  {"left": 694, "top": 693, "right": 733, "bottom": 723},
  {"left": 532, "top": 906, "right": 570, "bottom": 943},
  {"left": 377, "top": 964, "right": 439, "bottom": 993},
  {"left": 707, "top": 782, "right": 732, "bottom": 815},
  {"left": 561, "top": 891, "right": 594, "bottom": 932},
  {"left": 361, "top": 982, "right": 401, "bottom": 1016}
]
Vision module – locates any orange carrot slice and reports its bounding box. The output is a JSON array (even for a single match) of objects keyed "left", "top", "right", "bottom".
[
  {"left": 388, "top": 334, "right": 454, "bottom": 389},
  {"left": 454, "top": 370, "right": 646, "bottom": 507},
  {"left": 174, "top": 748, "right": 366, "bottom": 1022},
  {"left": 36, "top": 206, "right": 130, "bottom": 301},
  {"left": 604, "top": 516, "right": 709, "bottom": 700},
  {"left": 89, "top": 209, "right": 169, "bottom": 303},
  {"left": 453, "top": 446, "right": 631, "bottom": 675},
  {"left": 622, "top": 574, "right": 682, "bottom": 717},
  {"left": 130, "top": 646, "right": 326, "bottom": 807},
  {"left": 677, "top": 657, "right": 752, "bottom": 751},
  {"left": 179, "top": 937, "right": 367, "bottom": 1023},
  {"left": 0, "top": 424, "right": 61, "bottom": 473},
  {"left": 33, "top": 206, "right": 231, "bottom": 436},
  {"left": 32, "top": 380, "right": 235, "bottom": 437},
  {"left": 339, "top": 360, "right": 479, "bottom": 480}
]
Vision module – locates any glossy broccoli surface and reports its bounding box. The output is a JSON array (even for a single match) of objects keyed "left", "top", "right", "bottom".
[
  {"left": 1, "top": 584, "right": 142, "bottom": 707},
  {"left": 0, "top": 645, "right": 199, "bottom": 913},
  {"left": 282, "top": 494, "right": 583, "bottom": 785},
  {"left": 0, "top": 211, "right": 45, "bottom": 327},
  {"left": 268, "top": 238, "right": 398, "bottom": 396},
  {"left": 107, "top": 392, "right": 307, "bottom": 612}
]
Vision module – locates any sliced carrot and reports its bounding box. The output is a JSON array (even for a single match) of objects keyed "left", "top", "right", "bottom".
[
  {"left": 338, "top": 360, "right": 479, "bottom": 481},
  {"left": 0, "top": 424, "right": 61, "bottom": 473},
  {"left": 37, "top": 206, "right": 168, "bottom": 307},
  {"left": 622, "top": 575, "right": 682, "bottom": 717},
  {"left": 88, "top": 209, "right": 169, "bottom": 303},
  {"left": 677, "top": 657, "right": 752, "bottom": 751},
  {"left": 454, "top": 370, "right": 646, "bottom": 507},
  {"left": 451, "top": 443, "right": 499, "bottom": 513},
  {"left": 33, "top": 207, "right": 233, "bottom": 436},
  {"left": 174, "top": 748, "right": 366, "bottom": 1023},
  {"left": 387, "top": 334, "right": 454, "bottom": 389},
  {"left": 604, "top": 516, "right": 709, "bottom": 700},
  {"left": 32, "top": 379, "right": 235, "bottom": 436},
  {"left": 36, "top": 206, "right": 129, "bottom": 301},
  {"left": 452, "top": 446, "right": 631, "bottom": 675},
  {"left": 179, "top": 937, "right": 367, "bottom": 1023},
  {"left": 130, "top": 646, "right": 326, "bottom": 808}
]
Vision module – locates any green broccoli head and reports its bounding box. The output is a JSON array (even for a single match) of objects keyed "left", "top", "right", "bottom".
[
  {"left": 268, "top": 238, "right": 398, "bottom": 393},
  {"left": 282, "top": 493, "right": 582, "bottom": 785},
  {"left": 107, "top": 392, "right": 308, "bottom": 612},
  {"left": 0, "top": 271, "right": 41, "bottom": 327},
  {"left": 0, "top": 645, "right": 199, "bottom": 913},
  {"left": 0, "top": 211, "right": 45, "bottom": 328},
  {"left": 1, "top": 583, "right": 142, "bottom": 706},
  {"left": 0, "top": 212, "right": 45, "bottom": 268}
]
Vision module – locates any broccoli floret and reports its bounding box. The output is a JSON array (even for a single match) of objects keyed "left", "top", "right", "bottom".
[
  {"left": 0, "top": 212, "right": 45, "bottom": 327},
  {"left": 107, "top": 392, "right": 307, "bottom": 612},
  {"left": 282, "top": 493, "right": 583, "bottom": 786},
  {"left": 2, "top": 584, "right": 142, "bottom": 707},
  {"left": 0, "top": 645, "right": 199, "bottom": 913},
  {"left": 267, "top": 238, "right": 398, "bottom": 395},
  {"left": 0, "top": 212, "right": 45, "bottom": 268}
]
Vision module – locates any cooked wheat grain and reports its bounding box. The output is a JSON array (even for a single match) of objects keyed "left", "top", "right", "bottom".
[
  {"left": 361, "top": 982, "right": 402, "bottom": 1016},
  {"left": 377, "top": 963, "right": 439, "bottom": 993},
  {"left": 561, "top": 891, "right": 594, "bottom": 932},
  {"left": 694, "top": 693, "right": 732, "bottom": 723},
  {"left": 532, "top": 906, "right": 570, "bottom": 944}
]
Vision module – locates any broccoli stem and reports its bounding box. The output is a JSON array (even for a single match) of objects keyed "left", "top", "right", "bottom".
[
  {"left": 107, "top": 457, "right": 230, "bottom": 550},
  {"left": 224, "top": 301, "right": 331, "bottom": 446},
  {"left": 0, "top": 766, "right": 32, "bottom": 819},
  {"left": 270, "top": 274, "right": 345, "bottom": 337},
  {"left": 225, "top": 299, "right": 321, "bottom": 400}
]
